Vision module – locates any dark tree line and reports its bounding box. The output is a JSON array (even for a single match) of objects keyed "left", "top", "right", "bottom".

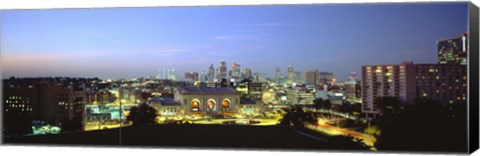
[
  {"left": 126, "top": 104, "right": 157, "bottom": 126},
  {"left": 373, "top": 97, "right": 467, "bottom": 152},
  {"left": 280, "top": 106, "right": 316, "bottom": 128},
  {"left": 313, "top": 98, "right": 332, "bottom": 110},
  {"left": 3, "top": 110, "right": 32, "bottom": 137}
]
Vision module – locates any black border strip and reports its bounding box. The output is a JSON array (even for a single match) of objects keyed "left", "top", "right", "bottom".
[{"left": 468, "top": 1, "right": 479, "bottom": 154}]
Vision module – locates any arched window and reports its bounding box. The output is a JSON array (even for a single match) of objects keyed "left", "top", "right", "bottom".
[
  {"left": 222, "top": 99, "right": 231, "bottom": 111},
  {"left": 206, "top": 99, "right": 216, "bottom": 111},
  {"left": 191, "top": 99, "right": 200, "bottom": 111}
]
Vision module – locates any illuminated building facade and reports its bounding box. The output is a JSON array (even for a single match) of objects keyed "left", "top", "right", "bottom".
[
  {"left": 415, "top": 64, "right": 467, "bottom": 105},
  {"left": 362, "top": 61, "right": 467, "bottom": 117},
  {"left": 438, "top": 33, "right": 468, "bottom": 65},
  {"left": 238, "top": 98, "right": 263, "bottom": 116},
  {"left": 3, "top": 84, "right": 87, "bottom": 125},
  {"left": 174, "top": 87, "right": 240, "bottom": 116},
  {"left": 147, "top": 97, "right": 183, "bottom": 117},
  {"left": 361, "top": 62, "right": 416, "bottom": 117},
  {"left": 287, "top": 88, "right": 316, "bottom": 105}
]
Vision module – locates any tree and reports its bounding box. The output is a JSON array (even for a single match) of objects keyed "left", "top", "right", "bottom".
[
  {"left": 280, "top": 106, "right": 316, "bottom": 128},
  {"left": 374, "top": 96, "right": 402, "bottom": 116},
  {"left": 61, "top": 117, "right": 83, "bottom": 132},
  {"left": 373, "top": 97, "right": 468, "bottom": 152},
  {"left": 127, "top": 104, "right": 158, "bottom": 126},
  {"left": 313, "top": 98, "right": 332, "bottom": 110}
]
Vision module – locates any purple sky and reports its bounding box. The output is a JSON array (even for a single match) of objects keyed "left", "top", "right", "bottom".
[{"left": 0, "top": 3, "right": 469, "bottom": 81}]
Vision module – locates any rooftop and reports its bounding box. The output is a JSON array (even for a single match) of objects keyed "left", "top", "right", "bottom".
[{"left": 178, "top": 87, "right": 238, "bottom": 94}]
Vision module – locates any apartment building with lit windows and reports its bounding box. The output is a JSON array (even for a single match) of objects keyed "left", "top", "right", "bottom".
[
  {"left": 361, "top": 62, "right": 467, "bottom": 117},
  {"left": 361, "top": 62, "right": 416, "bottom": 117}
]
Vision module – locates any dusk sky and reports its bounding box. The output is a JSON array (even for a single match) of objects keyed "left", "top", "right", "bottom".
[{"left": 0, "top": 2, "right": 468, "bottom": 81}]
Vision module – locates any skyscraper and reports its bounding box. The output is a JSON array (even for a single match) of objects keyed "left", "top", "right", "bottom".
[
  {"left": 318, "top": 72, "right": 334, "bottom": 85},
  {"left": 184, "top": 72, "right": 199, "bottom": 81},
  {"left": 208, "top": 64, "right": 215, "bottom": 83},
  {"left": 287, "top": 65, "right": 294, "bottom": 84},
  {"left": 200, "top": 70, "right": 207, "bottom": 82},
  {"left": 231, "top": 63, "right": 241, "bottom": 81},
  {"left": 275, "top": 67, "right": 281, "bottom": 80},
  {"left": 219, "top": 60, "right": 227, "bottom": 80},
  {"left": 305, "top": 70, "right": 319, "bottom": 85},
  {"left": 438, "top": 33, "right": 468, "bottom": 65},
  {"left": 168, "top": 69, "right": 177, "bottom": 80},
  {"left": 242, "top": 67, "right": 252, "bottom": 80}
]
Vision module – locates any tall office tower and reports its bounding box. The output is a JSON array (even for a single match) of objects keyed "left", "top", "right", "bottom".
[
  {"left": 361, "top": 62, "right": 416, "bottom": 117},
  {"left": 184, "top": 72, "right": 199, "bottom": 81},
  {"left": 438, "top": 33, "right": 468, "bottom": 65},
  {"left": 294, "top": 71, "right": 301, "bottom": 83},
  {"left": 275, "top": 67, "right": 281, "bottom": 81},
  {"left": 157, "top": 69, "right": 162, "bottom": 80},
  {"left": 161, "top": 69, "right": 166, "bottom": 79},
  {"left": 168, "top": 69, "right": 177, "bottom": 80},
  {"left": 219, "top": 60, "right": 228, "bottom": 80},
  {"left": 242, "top": 67, "right": 252, "bottom": 80},
  {"left": 305, "top": 70, "right": 319, "bottom": 85},
  {"left": 253, "top": 73, "right": 267, "bottom": 82},
  {"left": 166, "top": 69, "right": 170, "bottom": 80},
  {"left": 231, "top": 63, "right": 241, "bottom": 81},
  {"left": 287, "top": 65, "right": 294, "bottom": 84},
  {"left": 216, "top": 67, "right": 220, "bottom": 82},
  {"left": 200, "top": 70, "right": 207, "bottom": 82},
  {"left": 208, "top": 64, "right": 215, "bottom": 83},
  {"left": 318, "top": 72, "right": 334, "bottom": 85},
  {"left": 344, "top": 72, "right": 361, "bottom": 101}
]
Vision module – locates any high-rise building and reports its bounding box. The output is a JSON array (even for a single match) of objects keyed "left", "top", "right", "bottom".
[
  {"left": 361, "top": 61, "right": 468, "bottom": 118},
  {"left": 344, "top": 72, "right": 361, "bottom": 102},
  {"left": 208, "top": 64, "right": 215, "bottom": 83},
  {"left": 438, "top": 33, "right": 468, "bottom": 65},
  {"left": 242, "top": 67, "right": 252, "bottom": 80},
  {"left": 361, "top": 62, "right": 417, "bottom": 117},
  {"left": 275, "top": 67, "right": 281, "bottom": 78},
  {"left": 219, "top": 60, "right": 228, "bottom": 80},
  {"left": 3, "top": 84, "right": 86, "bottom": 125},
  {"left": 200, "top": 70, "right": 207, "bottom": 82},
  {"left": 287, "top": 65, "right": 294, "bottom": 84},
  {"left": 294, "top": 71, "right": 302, "bottom": 83},
  {"left": 305, "top": 70, "right": 319, "bottom": 85},
  {"left": 184, "top": 72, "right": 199, "bottom": 81},
  {"left": 253, "top": 72, "right": 267, "bottom": 82},
  {"left": 318, "top": 72, "right": 334, "bottom": 85},
  {"left": 168, "top": 69, "right": 177, "bottom": 80},
  {"left": 415, "top": 64, "right": 467, "bottom": 105},
  {"left": 231, "top": 63, "right": 241, "bottom": 81}
]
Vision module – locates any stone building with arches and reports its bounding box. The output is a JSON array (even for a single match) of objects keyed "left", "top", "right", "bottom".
[{"left": 174, "top": 87, "right": 240, "bottom": 116}]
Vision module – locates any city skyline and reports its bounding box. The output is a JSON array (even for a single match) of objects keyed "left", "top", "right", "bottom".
[{"left": 0, "top": 3, "right": 468, "bottom": 80}]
